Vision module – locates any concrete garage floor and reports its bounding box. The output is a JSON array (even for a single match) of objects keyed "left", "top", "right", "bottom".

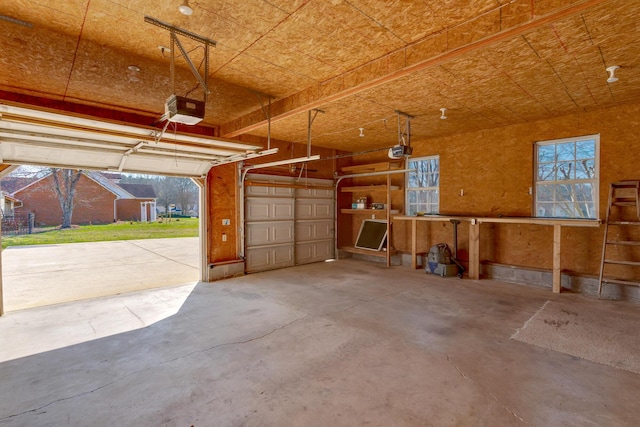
[
  {"left": 1, "top": 259, "right": 639, "bottom": 426},
  {"left": 2, "top": 237, "right": 199, "bottom": 311}
]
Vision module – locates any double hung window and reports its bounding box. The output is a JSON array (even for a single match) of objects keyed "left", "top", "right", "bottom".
[
  {"left": 534, "top": 135, "right": 599, "bottom": 218},
  {"left": 406, "top": 155, "right": 439, "bottom": 216}
]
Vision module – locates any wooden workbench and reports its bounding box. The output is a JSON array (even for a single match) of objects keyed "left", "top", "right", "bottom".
[
  {"left": 394, "top": 215, "right": 601, "bottom": 293},
  {"left": 393, "top": 215, "right": 477, "bottom": 276}
]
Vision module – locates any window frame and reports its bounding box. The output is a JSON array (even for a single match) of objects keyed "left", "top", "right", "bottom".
[
  {"left": 533, "top": 134, "right": 600, "bottom": 219},
  {"left": 405, "top": 155, "right": 440, "bottom": 216}
]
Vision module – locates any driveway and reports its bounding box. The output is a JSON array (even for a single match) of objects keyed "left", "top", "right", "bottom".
[{"left": 2, "top": 237, "right": 199, "bottom": 312}]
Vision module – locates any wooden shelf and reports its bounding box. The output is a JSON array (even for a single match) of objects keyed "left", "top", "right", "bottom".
[
  {"left": 341, "top": 209, "right": 399, "bottom": 215},
  {"left": 337, "top": 161, "right": 401, "bottom": 268},
  {"left": 341, "top": 185, "right": 399, "bottom": 192},
  {"left": 341, "top": 161, "right": 402, "bottom": 173},
  {"left": 340, "top": 246, "right": 397, "bottom": 257}
]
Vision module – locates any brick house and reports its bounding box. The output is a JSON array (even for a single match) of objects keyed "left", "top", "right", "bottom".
[
  {"left": 1, "top": 192, "right": 19, "bottom": 218},
  {"left": 11, "top": 171, "right": 156, "bottom": 226}
]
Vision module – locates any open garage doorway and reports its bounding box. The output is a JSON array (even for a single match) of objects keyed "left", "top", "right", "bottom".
[
  {"left": 0, "top": 103, "right": 270, "bottom": 315},
  {"left": 0, "top": 166, "right": 201, "bottom": 312}
]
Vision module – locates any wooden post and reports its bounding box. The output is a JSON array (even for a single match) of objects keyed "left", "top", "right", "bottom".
[
  {"left": 553, "top": 224, "right": 562, "bottom": 293},
  {"left": 386, "top": 173, "right": 391, "bottom": 267},
  {"left": 468, "top": 221, "right": 480, "bottom": 280},
  {"left": 411, "top": 218, "right": 417, "bottom": 269}
]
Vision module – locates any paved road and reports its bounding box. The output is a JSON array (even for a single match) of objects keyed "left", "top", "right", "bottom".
[{"left": 2, "top": 237, "right": 199, "bottom": 312}]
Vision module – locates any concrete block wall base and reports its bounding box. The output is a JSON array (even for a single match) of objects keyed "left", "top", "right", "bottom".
[
  {"left": 208, "top": 260, "right": 245, "bottom": 281},
  {"left": 482, "top": 262, "right": 640, "bottom": 302}
]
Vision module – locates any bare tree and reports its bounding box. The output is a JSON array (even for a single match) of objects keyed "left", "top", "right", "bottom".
[
  {"left": 159, "top": 177, "right": 197, "bottom": 214},
  {"left": 174, "top": 178, "right": 197, "bottom": 214},
  {"left": 50, "top": 168, "right": 83, "bottom": 228}
]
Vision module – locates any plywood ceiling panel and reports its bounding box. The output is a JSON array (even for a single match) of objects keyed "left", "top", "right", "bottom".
[
  {"left": 198, "top": 0, "right": 290, "bottom": 36},
  {"left": 2, "top": 0, "right": 88, "bottom": 36},
  {"left": 1, "top": 0, "right": 637, "bottom": 156},
  {"left": 213, "top": 52, "right": 318, "bottom": 99},
  {"left": 0, "top": 23, "right": 77, "bottom": 96},
  {"left": 234, "top": 37, "right": 337, "bottom": 86},
  {"left": 348, "top": 0, "right": 502, "bottom": 43}
]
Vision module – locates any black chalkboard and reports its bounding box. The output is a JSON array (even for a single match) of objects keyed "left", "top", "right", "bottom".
[{"left": 354, "top": 220, "right": 388, "bottom": 251}]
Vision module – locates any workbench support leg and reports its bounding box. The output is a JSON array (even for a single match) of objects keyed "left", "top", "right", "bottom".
[
  {"left": 553, "top": 224, "right": 562, "bottom": 293},
  {"left": 468, "top": 223, "right": 480, "bottom": 280},
  {"left": 411, "top": 219, "right": 417, "bottom": 269}
]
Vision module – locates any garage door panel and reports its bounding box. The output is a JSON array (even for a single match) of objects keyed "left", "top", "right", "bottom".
[
  {"left": 296, "top": 240, "right": 334, "bottom": 265},
  {"left": 246, "top": 197, "right": 294, "bottom": 221},
  {"left": 274, "top": 202, "right": 295, "bottom": 218},
  {"left": 1, "top": 142, "right": 123, "bottom": 171},
  {"left": 296, "top": 220, "right": 333, "bottom": 241},
  {"left": 246, "top": 221, "right": 294, "bottom": 246},
  {"left": 246, "top": 185, "right": 294, "bottom": 198},
  {"left": 246, "top": 174, "right": 295, "bottom": 197},
  {"left": 313, "top": 201, "right": 333, "bottom": 218},
  {"left": 297, "top": 188, "right": 333, "bottom": 199},
  {"left": 246, "top": 245, "right": 294, "bottom": 272},
  {"left": 245, "top": 185, "right": 270, "bottom": 197},
  {"left": 296, "top": 199, "right": 333, "bottom": 220}
]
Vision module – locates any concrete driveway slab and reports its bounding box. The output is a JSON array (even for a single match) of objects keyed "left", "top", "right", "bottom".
[{"left": 2, "top": 237, "right": 199, "bottom": 312}]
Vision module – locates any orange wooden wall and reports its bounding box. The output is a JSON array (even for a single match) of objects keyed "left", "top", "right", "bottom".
[
  {"left": 393, "top": 101, "right": 640, "bottom": 275},
  {"left": 207, "top": 101, "right": 640, "bottom": 279},
  {"left": 207, "top": 163, "right": 239, "bottom": 263}
]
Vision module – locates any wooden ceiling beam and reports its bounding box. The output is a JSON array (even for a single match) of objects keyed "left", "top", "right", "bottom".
[{"left": 220, "top": 0, "right": 611, "bottom": 139}]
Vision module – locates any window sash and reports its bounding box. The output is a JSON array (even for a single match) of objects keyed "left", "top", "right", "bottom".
[
  {"left": 534, "top": 135, "right": 599, "bottom": 219},
  {"left": 406, "top": 155, "right": 439, "bottom": 215}
]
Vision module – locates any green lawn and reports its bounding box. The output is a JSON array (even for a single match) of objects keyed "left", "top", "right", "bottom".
[{"left": 2, "top": 218, "right": 199, "bottom": 249}]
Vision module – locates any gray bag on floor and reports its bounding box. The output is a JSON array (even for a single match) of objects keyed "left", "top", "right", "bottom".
[{"left": 427, "top": 243, "right": 451, "bottom": 271}]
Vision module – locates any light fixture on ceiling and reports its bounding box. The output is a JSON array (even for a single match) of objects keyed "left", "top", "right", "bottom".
[
  {"left": 158, "top": 45, "right": 172, "bottom": 57},
  {"left": 179, "top": 0, "right": 193, "bottom": 15},
  {"left": 359, "top": 127, "right": 365, "bottom": 137},
  {"left": 440, "top": 108, "right": 448, "bottom": 120},
  {"left": 606, "top": 65, "right": 619, "bottom": 83}
]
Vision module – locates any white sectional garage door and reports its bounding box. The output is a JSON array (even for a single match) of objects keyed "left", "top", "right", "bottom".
[
  {"left": 295, "top": 185, "right": 334, "bottom": 265},
  {"left": 245, "top": 174, "right": 334, "bottom": 273}
]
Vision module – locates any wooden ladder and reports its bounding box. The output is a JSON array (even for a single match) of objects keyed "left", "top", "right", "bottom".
[{"left": 598, "top": 181, "right": 640, "bottom": 297}]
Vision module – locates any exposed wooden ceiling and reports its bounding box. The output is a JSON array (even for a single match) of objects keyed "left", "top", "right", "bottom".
[{"left": 1, "top": 0, "right": 638, "bottom": 153}]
